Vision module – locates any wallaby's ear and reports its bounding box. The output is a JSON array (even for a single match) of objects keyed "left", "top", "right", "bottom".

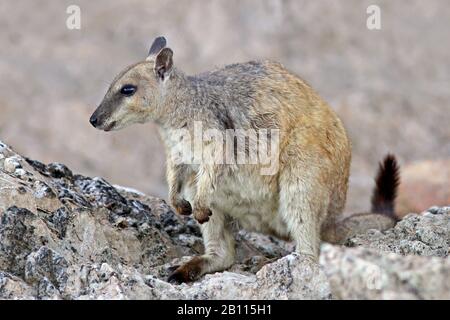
[
  {"left": 147, "top": 36, "right": 167, "bottom": 59},
  {"left": 154, "top": 48, "right": 173, "bottom": 81}
]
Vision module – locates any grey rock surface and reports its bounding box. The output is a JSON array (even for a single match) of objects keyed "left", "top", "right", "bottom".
[
  {"left": 0, "top": 140, "right": 449, "bottom": 299},
  {"left": 345, "top": 212, "right": 450, "bottom": 257},
  {"left": 321, "top": 244, "right": 450, "bottom": 299}
]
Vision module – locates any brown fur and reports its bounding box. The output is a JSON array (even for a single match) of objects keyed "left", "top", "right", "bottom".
[
  {"left": 172, "top": 198, "right": 192, "bottom": 216},
  {"left": 167, "top": 256, "right": 205, "bottom": 283}
]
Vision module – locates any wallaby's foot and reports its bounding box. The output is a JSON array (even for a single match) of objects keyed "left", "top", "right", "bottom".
[
  {"left": 166, "top": 264, "right": 180, "bottom": 274},
  {"left": 167, "top": 256, "right": 205, "bottom": 284},
  {"left": 193, "top": 207, "right": 212, "bottom": 224},
  {"left": 172, "top": 198, "right": 192, "bottom": 216}
]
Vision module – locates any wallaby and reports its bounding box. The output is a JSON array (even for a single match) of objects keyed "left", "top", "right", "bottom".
[{"left": 90, "top": 36, "right": 400, "bottom": 283}]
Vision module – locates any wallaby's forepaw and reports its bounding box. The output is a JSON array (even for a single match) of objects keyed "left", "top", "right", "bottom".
[
  {"left": 167, "top": 257, "right": 204, "bottom": 284},
  {"left": 172, "top": 198, "right": 192, "bottom": 216},
  {"left": 193, "top": 207, "right": 213, "bottom": 224}
]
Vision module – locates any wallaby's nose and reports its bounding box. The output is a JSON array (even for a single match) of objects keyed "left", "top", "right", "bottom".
[{"left": 89, "top": 114, "right": 98, "bottom": 127}]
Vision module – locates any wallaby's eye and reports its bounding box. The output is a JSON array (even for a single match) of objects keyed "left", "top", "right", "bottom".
[{"left": 120, "top": 84, "right": 137, "bottom": 96}]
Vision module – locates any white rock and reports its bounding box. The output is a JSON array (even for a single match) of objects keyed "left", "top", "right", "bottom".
[
  {"left": 4, "top": 156, "right": 21, "bottom": 173},
  {"left": 14, "top": 168, "right": 27, "bottom": 178}
]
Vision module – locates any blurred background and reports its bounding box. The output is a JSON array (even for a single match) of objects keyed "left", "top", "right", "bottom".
[{"left": 0, "top": 0, "right": 449, "bottom": 214}]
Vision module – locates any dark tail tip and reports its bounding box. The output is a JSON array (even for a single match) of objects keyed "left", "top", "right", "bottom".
[{"left": 370, "top": 154, "right": 400, "bottom": 221}]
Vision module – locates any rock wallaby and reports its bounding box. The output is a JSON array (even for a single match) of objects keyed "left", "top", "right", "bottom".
[{"left": 90, "top": 36, "right": 400, "bottom": 283}]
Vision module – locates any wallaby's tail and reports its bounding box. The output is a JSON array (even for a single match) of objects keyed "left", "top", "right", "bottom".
[
  {"left": 370, "top": 154, "right": 400, "bottom": 221},
  {"left": 321, "top": 154, "right": 401, "bottom": 244}
]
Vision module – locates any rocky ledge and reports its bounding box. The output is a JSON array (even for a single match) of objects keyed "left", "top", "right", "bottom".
[{"left": 0, "top": 140, "right": 449, "bottom": 299}]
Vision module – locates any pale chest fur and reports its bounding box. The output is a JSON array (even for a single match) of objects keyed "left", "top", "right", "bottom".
[
  {"left": 160, "top": 127, "right": 291, "bottom": 239},
  {"left": 186, "top": 165, "right": 290, "bottom": 240}
]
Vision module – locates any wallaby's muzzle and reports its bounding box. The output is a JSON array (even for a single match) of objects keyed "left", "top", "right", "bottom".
[{"left": 89, "top": 107, "right": 116, "bottom": 131}]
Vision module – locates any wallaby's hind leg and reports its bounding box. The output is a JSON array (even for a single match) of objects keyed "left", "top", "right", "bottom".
[
  {"left": 279, "top": 168, "right": 329, "bottom": 259},
  {"left": 167, "top": 211, "right": 235, "bottom": 283},
  {"left": 320, "top": 187, "right": 349, "bottom": 244}
]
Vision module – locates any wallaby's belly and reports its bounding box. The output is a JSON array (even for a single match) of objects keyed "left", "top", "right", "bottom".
[
  {"left": 180, "top": 167, "right": 291, "bottom": 239},
  {"left": 211, "top": 171, "right": 290, "bottom": 240}
]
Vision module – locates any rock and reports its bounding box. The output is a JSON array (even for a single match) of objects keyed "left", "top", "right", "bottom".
[
  {"left": 345, "top": 212, "right": 450, "bottom": 257},
  {"left": 3, "top": 156, "right": 22, "bottom": 173},
  {"left": 0, "top": 272, "right": 35, "bottom": 300},
  {"left": 178, "top": 254, "right": 331, "bottom": 300},
  {"left": 321, "top": 244, "right": 450, "bottom": 299},
  {"left": 426, "top": 206, "right": 450, "bottom": 216},
  {"left": 14, "top": 168, "right": 27, "bottom": 179},
  {"left": 0, "top": 140, "right": 449, "bottom": 299},
  {"left": 47, "top": 163, "right": 73, "bottom": 179},
  {"left": 24, "top": 246, "right": 69, "bottom": 292},
  {"left": 33, "top": 181, "right": 55, "bottom": 199}
]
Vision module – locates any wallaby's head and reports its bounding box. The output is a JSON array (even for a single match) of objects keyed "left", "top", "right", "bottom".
[{"left": 90, "top": 36, "right": 174, "bottom": 131}]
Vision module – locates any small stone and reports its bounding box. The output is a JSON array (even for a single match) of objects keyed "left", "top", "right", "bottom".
[
  {"left": 37, "top": 278, "right": 60, "bottom": 299},
  {"left": 14, "top": 168, "right": 27, "bottom": 178},
  {"left": 25, "top": 246, "right": 68, "bottom": 292},
  {"left": 99, "top": 263, "right": 116, "bottom": 281},
  {"left": 47, "top": 163, "right": 73, "bottom": 179},
  {"left": 18, "top": 186, "right": 27, "bottom": 194},
  {"left": 426, "top": 206, "right": 450, "bottom": 215},
  {"left": 114, "top": 217, "right": 129, "bottom": 228},
  {"left": 33, "top": 181, "right": 55, "bottom": 198},
  {"left": 4, "top": 156, "right": 22, "bottom": 173},
  {"left": 48, "top": 208, "right": 70, "bottom": 238}
]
